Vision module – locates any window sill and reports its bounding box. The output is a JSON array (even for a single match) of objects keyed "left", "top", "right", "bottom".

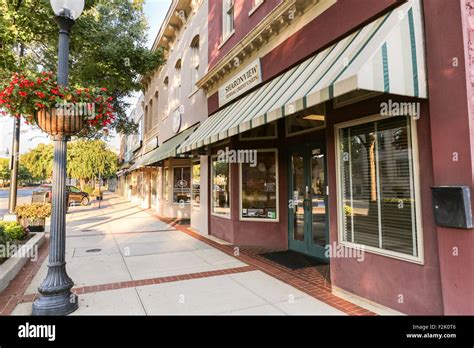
[
  {"left": 338, "top": 240, "right": 424, "bottom": 265},
  {"left": 249, "top": 1, "right": 264, "bottom": 16},
  {"left": 218, "top": 30, "right": 235, "bottom": 50},
  {"left": 211, "top": 212, "right": 231, "bottom": 220},
  {"left": 239, "top": 217, "right": 279, "bottom": 223}
]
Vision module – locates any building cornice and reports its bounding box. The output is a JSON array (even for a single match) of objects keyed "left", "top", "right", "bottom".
[{"left": 197, "top": 0, "right": 320, "bottom": 92}]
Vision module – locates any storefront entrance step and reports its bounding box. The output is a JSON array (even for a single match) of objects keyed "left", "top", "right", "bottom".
[{"left": 259, "top": 250, "right": 328, "bottom": 270}]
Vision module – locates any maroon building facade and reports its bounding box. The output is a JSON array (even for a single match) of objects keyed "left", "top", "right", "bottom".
[{"left": 175, "top": 0, "right": 474, "bottom": 315}]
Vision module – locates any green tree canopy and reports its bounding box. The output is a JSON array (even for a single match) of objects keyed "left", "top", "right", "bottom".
[
  {"left": 67, "top": 139, "right": 118, "bottom": 182},
  {"left": 20, "top": 143, "right": 54, "bottom": 180},
  {"left": 1, "top": 156, "right": 34, "bottom": 182},
  {"left": 21, "top": 140, "right": 118, "bottom": 182},
  {"left": 0, "top": 0, "right": 164, "bottom": 135}
]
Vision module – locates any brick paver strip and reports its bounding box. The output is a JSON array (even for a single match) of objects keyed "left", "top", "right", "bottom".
[
  {"left": 142, "top": 209, "right": 376, "bottom": 316},
  {"left": 7, "top": 265, "right": 255, "bottom": 307}
]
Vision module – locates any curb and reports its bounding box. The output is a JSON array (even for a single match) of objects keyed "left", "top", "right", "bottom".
[{"left": 0, "top": 233, "right": 46, "bottom": 293}]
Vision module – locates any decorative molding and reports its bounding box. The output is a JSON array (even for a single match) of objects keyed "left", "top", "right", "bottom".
[{"left": 197, "top": 0, "right": 320, "bottom": 92}]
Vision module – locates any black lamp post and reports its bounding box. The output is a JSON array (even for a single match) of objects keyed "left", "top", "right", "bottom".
[{"left": 32, "top": 0, "right": 85, "bottom": 316}]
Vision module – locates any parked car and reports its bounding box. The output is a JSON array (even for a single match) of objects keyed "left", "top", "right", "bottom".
[{"left": 31, "top": 184, "right": 90, "bottom": 206}]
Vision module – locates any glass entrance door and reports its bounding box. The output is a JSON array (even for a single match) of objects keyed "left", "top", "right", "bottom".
[{"left": 288, "top": 143, "right": 328, "bottom": 260}]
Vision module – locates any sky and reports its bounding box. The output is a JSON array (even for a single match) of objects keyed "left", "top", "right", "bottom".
[{"left": 0, "top": 0, "right": 172, "bottom": 157}]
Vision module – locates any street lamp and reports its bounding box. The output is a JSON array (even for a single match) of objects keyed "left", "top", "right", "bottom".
[{"left": 32, "top": 0, "right": 84, "bottom": 316}]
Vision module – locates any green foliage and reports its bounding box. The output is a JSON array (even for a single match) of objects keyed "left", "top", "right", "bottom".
[
  {"left": 0, "top": 0, "right": 165, "bottom": 136},
  {"left": 0, "top": 221, "right": 26, "bottom": 241},
  {"left": 15, "top": 202, "right": 52, "bottom": 219},
  {"left": 20, "top": 139, "right": 119, "bottom": 181},
  {"left": 0, "top": 224, "right": 9, "bottom": 245},
  {"left": 67, "top": 140, "right": 118, "bottom": 180},
  {"left": 20, "top": 143, "right": 54, "bottom": 180},
  {"left": 1, "top": 156, "right": 33, "bottom": 183},
  {"left": 0, "top": 158, "right": 10, "bottom": 180}
]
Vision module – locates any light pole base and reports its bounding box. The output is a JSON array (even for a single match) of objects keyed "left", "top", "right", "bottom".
[{"left": 32, "top": 292, "right": 78, "bottom": 316}]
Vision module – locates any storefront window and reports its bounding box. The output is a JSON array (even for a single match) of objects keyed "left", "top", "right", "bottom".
[
  {"left": 337, "top": 116, "right": 419, "bottom": 259},
  {"left": 240, "top": 150, "right": 278, "bottom": 220},
  {"left": 192, "top": 162, "right": 201, "bottom": 208},
  {"left": 211, "top": 157, "right": 230, "bottom": 217},
  {"left": 163, "top": 168, "right": 169, "bottom": 202},
  {"left": 173, "top": 167, "right": 191, "bottom": 204}
]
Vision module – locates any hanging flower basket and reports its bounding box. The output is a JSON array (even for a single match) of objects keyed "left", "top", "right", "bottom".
[
  {"left": 0, "top": 71, "right": 115, "bottom": 137},
  {"left": 35, "top": 108, "right": 85, "bottom": 136}
]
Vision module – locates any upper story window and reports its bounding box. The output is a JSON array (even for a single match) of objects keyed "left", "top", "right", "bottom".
[
  {"left": 146, "top": 100, "right": 153, "bottom": 133},
  {"left": 222, "top": 0, "right": 235, "bottom": 41},
  {"left": 174, "top": 59, "right": 182, "bottom": 108},
  {"left": 190, "top": 35, "right": 200, "bottom": 91},
  {"left": 153, "top": 91, "right": 159, "bottom": 128},
  {"left": 163, "top": 76, "right": 169, "bottom": 118}
]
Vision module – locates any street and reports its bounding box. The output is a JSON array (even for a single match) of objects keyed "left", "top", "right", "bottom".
[{"left": 0, "top": 188, "right": 34, "bottom": 217}]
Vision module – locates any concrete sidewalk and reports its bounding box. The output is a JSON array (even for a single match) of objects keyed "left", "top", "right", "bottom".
[{"left": 9, "top": 193, "right": 347, "bottom": 315}]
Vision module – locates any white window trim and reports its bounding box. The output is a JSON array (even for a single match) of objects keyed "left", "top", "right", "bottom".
[
  {"left": 249, "top": 0, "right": 265, "bottom": 16},
  {"left": 211, "top": 154, "right": 232, "bottom": 219},
  {"left": 172, "top": 166, "right": 191, "bottom": 205},
  {"left": 334, "top": 113, "right": 424, "bottom": 264},
  {"left": 191, "top": 160, "right": 201, "bottom": 211},
  {"left": 220, "top": 0, "right": 235, "bottom": 47},
  {"left": 190, "top": 40, "right": 200, "bottom": 94},
  {"left": 239, "top": 149, "right": 279, "bottom": 222}
]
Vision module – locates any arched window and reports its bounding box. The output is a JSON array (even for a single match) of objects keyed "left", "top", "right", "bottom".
[
  {"left": 190, "top": 35, "right": 200, "bottom": 90},
  {"left": 163, "top": 76, "right": 169, "bottom": 118},
  {"left": 174, "top": 59, "right": 182, "bottom": 107}
]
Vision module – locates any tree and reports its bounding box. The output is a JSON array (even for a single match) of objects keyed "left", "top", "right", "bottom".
[
  {"left": 0, "top": 0, "right": 165, "bottom": 135},
  {"left": 21, "top": 140, "right": 118, "bottom": 187},
  {"left": 67, "top": 140, "right": 118, "bottom": 189},
  {"left": 20, "top": 143, "right": 54, "bottom": 180},
  {"left": 0, "top": 158, "right": 11, "bottom": 185},
  {"left": 1, "top": 157, "right": 34, "bottom": 184}
]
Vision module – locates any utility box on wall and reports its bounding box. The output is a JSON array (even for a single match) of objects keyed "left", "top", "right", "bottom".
[{"left": 431, "top": 186, "right": 473, "bottom": 229}]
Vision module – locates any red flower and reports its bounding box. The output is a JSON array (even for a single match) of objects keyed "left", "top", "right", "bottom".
[
  {"left": 19, "top": 91, "right": 27, "bottom": 97},
  {"left": 35, "top": 92, "right": 46, "bottom": 99},
  {"left": 100, "top": 88, "right": 107, "bottom": 92}
]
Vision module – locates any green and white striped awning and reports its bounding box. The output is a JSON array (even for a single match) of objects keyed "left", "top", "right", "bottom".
[
  {"left": 178, "top": 0, "right": 426, "bottom": 154},
  {"left": 139, "top": 124, "right": 199, "bottom": 167}
]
